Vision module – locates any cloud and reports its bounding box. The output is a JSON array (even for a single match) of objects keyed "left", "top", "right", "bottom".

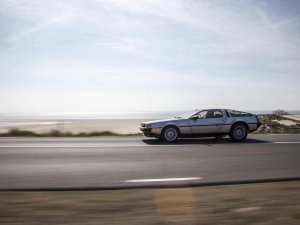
[
  {"left": 2, "top": 0, "right": 298, "bottom": 58},
  {"left": 1, "top": 0, "right": 77, "bottom": 46},
  {"left": 87, "top": 0, "right": 300, "bottom": 60}
]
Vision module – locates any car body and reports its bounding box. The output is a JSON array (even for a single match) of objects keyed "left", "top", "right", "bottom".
[{"left": 140, "top": 109, "right": 261, "bottom": 142}]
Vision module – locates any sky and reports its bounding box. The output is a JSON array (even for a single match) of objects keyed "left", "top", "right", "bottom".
[{"left": 0, "top": 0, "right": 300, "bottom": 114}]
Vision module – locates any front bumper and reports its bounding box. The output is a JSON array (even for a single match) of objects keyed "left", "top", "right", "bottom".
[
  {"left": 139, "top": 127, "right": 158, "bottom": 137},
  {"left": 139, "top": 127, "right": 152, "bottom": 133}
]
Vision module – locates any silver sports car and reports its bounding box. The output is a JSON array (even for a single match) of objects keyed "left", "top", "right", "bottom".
[{"left": 140, "top": 109, "right": 261, "bottom": 142}]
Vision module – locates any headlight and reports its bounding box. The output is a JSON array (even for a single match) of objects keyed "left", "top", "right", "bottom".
[{"left": 140, "top": 123, "right": 151, "bottom": 128}]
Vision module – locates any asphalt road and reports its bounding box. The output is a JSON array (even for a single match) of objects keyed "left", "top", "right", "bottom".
[{"left": 0, "top": 134, "right": 300, "bottom": 190}]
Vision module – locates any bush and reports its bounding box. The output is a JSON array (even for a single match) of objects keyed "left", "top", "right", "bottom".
[{"left": 272, "top": 109, "right": 289, "bottom": 116}]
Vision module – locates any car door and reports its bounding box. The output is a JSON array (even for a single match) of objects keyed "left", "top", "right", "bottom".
[{"left": 188, "top": 109, "right": 225, "bottom": 134}]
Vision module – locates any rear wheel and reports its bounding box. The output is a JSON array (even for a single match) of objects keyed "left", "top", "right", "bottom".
[
  {"left": 230, "top": 123, "right": 248, "bottom": 142},
  {"left": 162, "top": 126, "right": 179, "bottom": 143}
]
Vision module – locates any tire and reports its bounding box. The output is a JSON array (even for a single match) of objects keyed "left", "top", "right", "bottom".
[
  {"left": 162, "top": 126, "right": 179, "bottom": 143},
  {"left": 230, "top": 123, "right": 248, "bottom": 142}
]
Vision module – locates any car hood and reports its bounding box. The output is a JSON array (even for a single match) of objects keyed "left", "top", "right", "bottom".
[{"left": 144, "top": 117, "right": 183, "bottom": 124}]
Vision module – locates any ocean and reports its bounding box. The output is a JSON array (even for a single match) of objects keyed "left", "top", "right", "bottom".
[{"left": 1, "top": 110, "right": 300, "bottom": 120}]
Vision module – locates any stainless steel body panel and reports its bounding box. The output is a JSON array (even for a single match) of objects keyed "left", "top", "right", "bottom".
[
  {"left": 179, "top": 126, "right": 192, "bottom": 135},
  {"left": 188, "top": 117, "right": 225, "bottom": 133}
]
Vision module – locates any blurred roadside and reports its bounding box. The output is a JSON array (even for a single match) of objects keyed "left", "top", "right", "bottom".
[
  {"left": 0, "top": 181, "right": 299, "bottom": 225},
  {"left": 0, "top": 114, "right": 299, "bottom": 136}
]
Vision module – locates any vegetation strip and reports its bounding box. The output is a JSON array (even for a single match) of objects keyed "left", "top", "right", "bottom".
[{"left": 0, "top": 129, "right": 141, "bottom": 137}]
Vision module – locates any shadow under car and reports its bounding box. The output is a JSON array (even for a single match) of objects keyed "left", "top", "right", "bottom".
[{"left": 142, "top": 137, "right": 271, "bottom": 145}]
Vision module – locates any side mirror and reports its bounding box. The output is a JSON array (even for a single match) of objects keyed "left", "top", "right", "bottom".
[{"left": 191, "top": 116, "right": 198, "bottom": 120}]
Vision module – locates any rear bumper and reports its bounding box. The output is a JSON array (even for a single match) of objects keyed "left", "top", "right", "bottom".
[{"left": 248, "top": 122, "right": 262, "bottom": 132}]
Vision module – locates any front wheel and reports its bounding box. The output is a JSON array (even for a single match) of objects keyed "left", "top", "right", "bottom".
[
  {"left": 162, "top": 127, "right": 179, "bottom": 143},
  {"left": 230, "top": 124, "right": 248, "bottom": 142}
]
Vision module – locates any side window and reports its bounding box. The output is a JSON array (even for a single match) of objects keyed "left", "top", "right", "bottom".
[
  {"left": 193, "top": 110, "right": 223, "bottom": 119},
  {"left": 212, "top": 110, "right": 223, "bottom": 118},
  {"left": 198, "top": 110, "right": 208, "bottom": 118},
  {"left": 194, "top": 110, "right": 208, "bottom": 119}
]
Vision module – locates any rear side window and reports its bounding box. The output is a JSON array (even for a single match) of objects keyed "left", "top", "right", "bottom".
[{"left": 229, "top": 110, "right": 252, "bottom": 117}]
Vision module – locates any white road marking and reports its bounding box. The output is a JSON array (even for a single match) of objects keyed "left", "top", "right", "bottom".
[
  {"left": 126, "top": 177, "right": 202, "bottom": 183},
  {"left": 233, "top": 207, "right": 262, "bottom": 213},
  {"left": 273, "top": 142, "right": 300, "bottom": 144}
]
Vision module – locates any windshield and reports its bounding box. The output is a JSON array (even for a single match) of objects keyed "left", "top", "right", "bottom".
[{"left": 175, "top": 110, "right": 199, "bottom": 119}]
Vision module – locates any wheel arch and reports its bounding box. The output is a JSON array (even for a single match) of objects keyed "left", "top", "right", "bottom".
[{"left": 230, "top": 121, "right": 249, "bottom": 132}]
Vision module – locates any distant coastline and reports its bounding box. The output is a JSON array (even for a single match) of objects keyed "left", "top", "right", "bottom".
[{"left": 1, "top": 110, "right": 300, "bottom": 120}]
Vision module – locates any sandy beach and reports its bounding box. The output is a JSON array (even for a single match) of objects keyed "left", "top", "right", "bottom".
[
  {"left": 0, "top": 119, "right": 151, "bottom": 134},
  {"left": 282, "top": 115, "right": 300, "bottom": 122}
]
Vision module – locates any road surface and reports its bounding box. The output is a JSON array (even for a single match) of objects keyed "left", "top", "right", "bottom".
[{"left": 0, "top": 134, "right": 300, "bottom": 190}]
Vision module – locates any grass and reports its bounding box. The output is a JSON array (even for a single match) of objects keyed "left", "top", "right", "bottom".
[
  {"left": 0, "top": 129, "right": 141, "bottom": 137},
  {"left": 0, "top": 181, "right": 299, "bottom": 225}
]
